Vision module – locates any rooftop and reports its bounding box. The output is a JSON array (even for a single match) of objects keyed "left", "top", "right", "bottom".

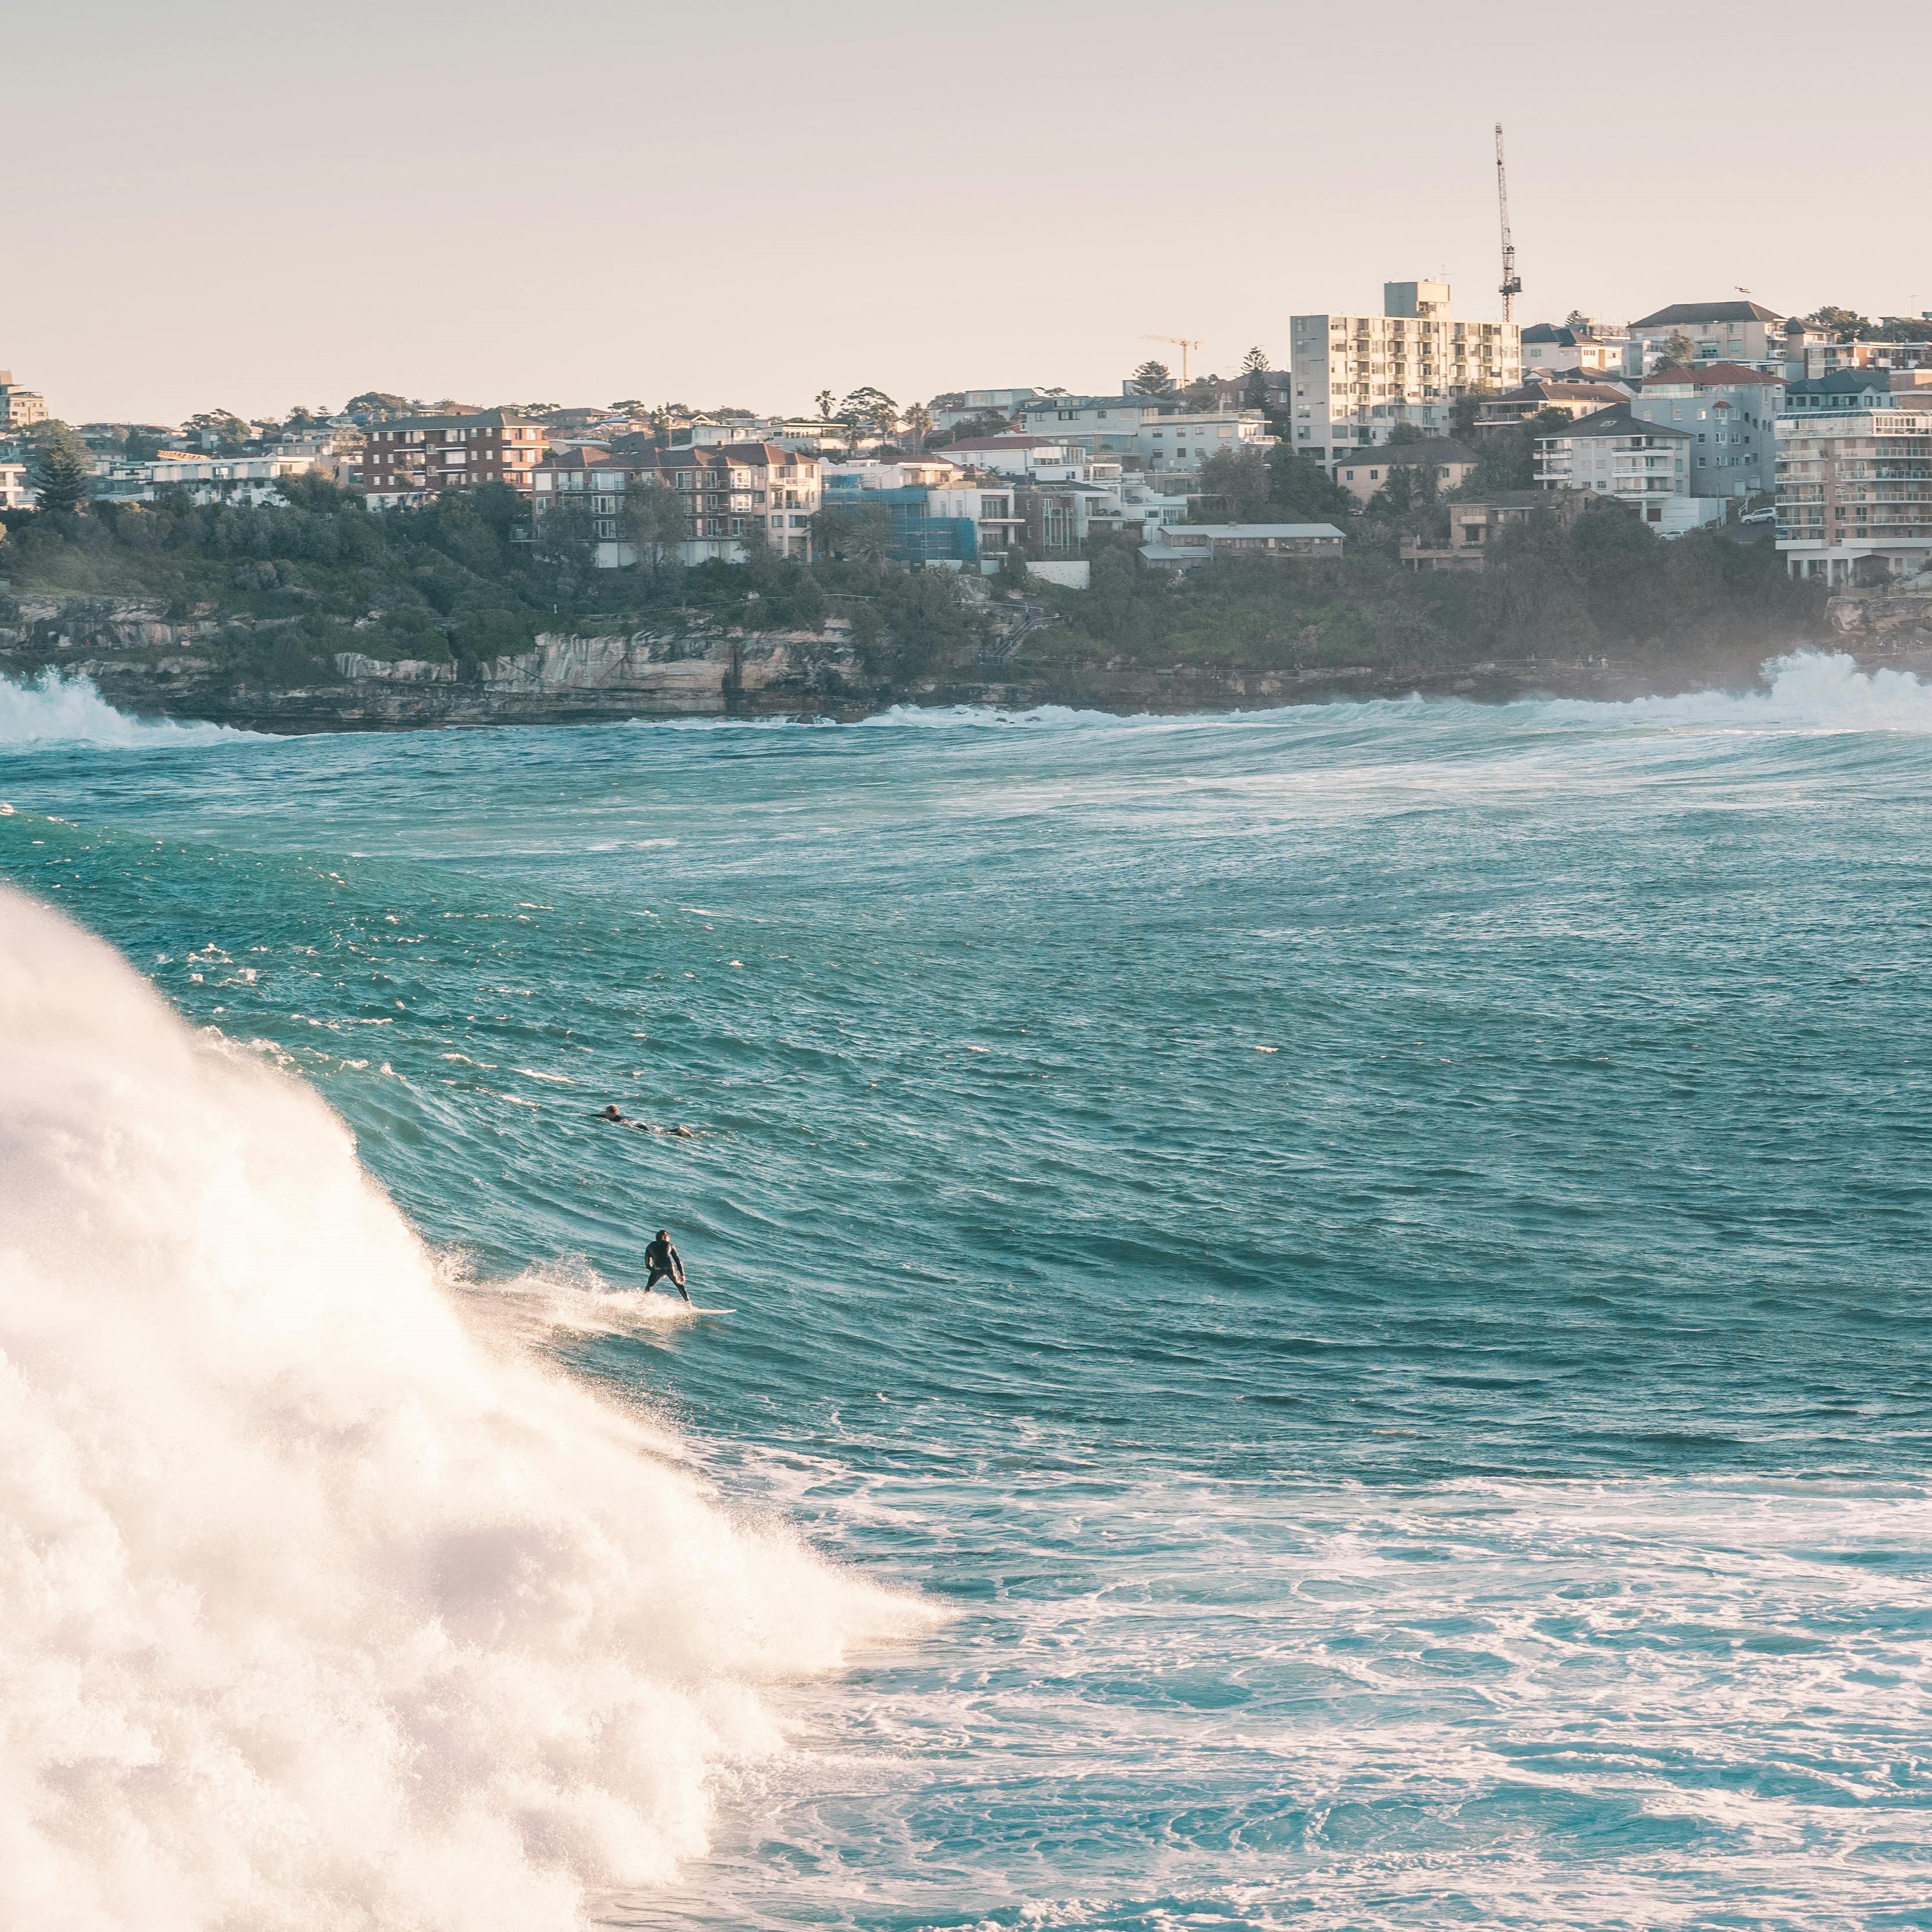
[
  {"left": 1542, "top": 404, "right": 1691, "bottom": 442},
  {"left": 1631, "top": 300, "right": 1782, "bottom": 328},
  {"left": 1643, "top": 362, "right": 1786, "bottom": 388}
]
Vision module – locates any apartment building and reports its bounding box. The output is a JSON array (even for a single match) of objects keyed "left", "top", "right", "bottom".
[
  {"left": 533, "top": 442, "right": 822, "bottom": 565},
  {"left": 1630, "top": 364, "right": 1784, "bottom": 498},
  {"left": 939, "top": 435, "right": 1087, "bottom": 480},
  {"left": 93, "top": 454, "right": 323, "bottom": 508},
  {"left": 1288, "top": 280, "right": 1520, "bottom": 466},
  {"left": 1535, "top": 404, "right": 1721, "bottom": 536},
  {"left": 0, "top": 370, "right": 48, "bottom": 431},
  {"left": 1776, "top": 374, "right": 1932, "bottom": 582},
  {"left": 1799, "top": 339, "right": 1932, "bottom": 380},
  {"left": 1628, "top": 301, "right": 1788, "bottom": 373},
  {"left": 0, "top": 459, "right": 34, "bottom": 509},
  {"left": 363, "top": 409, "right": 548, "bottom": 506},
  {"left": 931, "top": 388, "right": 1039, "bottom": 431}
]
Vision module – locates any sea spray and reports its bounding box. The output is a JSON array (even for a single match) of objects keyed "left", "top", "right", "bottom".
[
  {"left": 0, "top": 667, "right": 262, "bottom": 749},
  {"left": 0, "top": 884, "right": 913, "bottom": 1932}
]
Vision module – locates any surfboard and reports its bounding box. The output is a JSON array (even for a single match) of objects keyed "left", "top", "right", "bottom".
[{"left": 685, "top": 1305, "right": 735, "bottom": 1315}]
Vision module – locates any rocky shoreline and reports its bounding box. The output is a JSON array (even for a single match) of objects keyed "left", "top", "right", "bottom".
[{"left": 5, "top": 583, "right": 1931, "bottom": 733}]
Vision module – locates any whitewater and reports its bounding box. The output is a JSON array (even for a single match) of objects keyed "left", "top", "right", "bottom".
[{"left": 2, "top": 651, "right": 1929, "bottom": 1932}]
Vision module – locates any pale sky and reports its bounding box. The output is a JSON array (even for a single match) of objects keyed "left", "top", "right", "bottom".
[{"left": 9, "top": 0, "right": 1930, "bottom": 426}]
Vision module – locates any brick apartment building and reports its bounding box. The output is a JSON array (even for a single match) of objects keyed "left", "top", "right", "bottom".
[
  {"left": 362, "top": 409, "right": 548, "bottom": 506},
  {"left": 531, "top": 441, "right": 822, "bottom": 566}
]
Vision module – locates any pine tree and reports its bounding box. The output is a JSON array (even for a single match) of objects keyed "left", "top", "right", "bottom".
[{"left": 32, "top": 423, "right": 94, "bottom": 515}]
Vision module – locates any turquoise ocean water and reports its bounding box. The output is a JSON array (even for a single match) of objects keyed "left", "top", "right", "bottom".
[{"left": 2, "top": 652, "right": 1929, "bottom": 1930}]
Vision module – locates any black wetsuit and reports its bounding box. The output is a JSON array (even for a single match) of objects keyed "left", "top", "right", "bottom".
[{"left": 644, "top": 1236, "right": 688, "bottom": 1301}]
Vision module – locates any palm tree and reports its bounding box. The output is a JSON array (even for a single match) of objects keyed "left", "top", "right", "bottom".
[
  {"left": 815, "top": 389, "right": 836, "bottom": 421},
  {"left": 904, "top": 402, "right": 934, "bottom": 448}
]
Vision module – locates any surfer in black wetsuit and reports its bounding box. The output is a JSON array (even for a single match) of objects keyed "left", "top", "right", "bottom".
[{"left": 644, "top": 1229, "right": 689, "bottom": 1303}]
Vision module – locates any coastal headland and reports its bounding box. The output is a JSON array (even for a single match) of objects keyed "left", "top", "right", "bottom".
[{"left": 3, "top": 582, "right": 1929, "bottom": 732}]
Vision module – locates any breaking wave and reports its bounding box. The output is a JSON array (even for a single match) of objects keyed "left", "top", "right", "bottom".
[
  {"left": 0, "top": 884, "right": 913, "bottom": 1931},
  {"left": 0, "top": 668, "right": 262, "bottom": 748}
]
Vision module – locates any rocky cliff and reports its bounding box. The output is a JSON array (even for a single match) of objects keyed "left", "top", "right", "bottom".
[{"left": 0, "top": 598, "right": 875, "bottom": 730}]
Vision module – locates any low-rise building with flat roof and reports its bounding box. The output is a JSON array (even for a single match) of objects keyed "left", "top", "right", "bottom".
[{"left": 1141, "top": 522, "right": 1344, "bottom": 571}]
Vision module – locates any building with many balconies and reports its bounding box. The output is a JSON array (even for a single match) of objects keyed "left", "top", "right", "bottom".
[
  {"left": 362, "top": 409, "right": 548, "bottom": 506},
  {"left": 1775, "top": 376, "right": 1932, "bottom": 583},
  {"left": 531, "top": 442, "right": 821, "bottom": 566},
  {"left": 1629, "top": 364, "right": 1785, "bottom": 499},
  {"left": 1534, "top": 403, "right": 1720, "bottom": 536},
  {"left": 1289, "top": 280, "right": 1520, "bottom": 466}
]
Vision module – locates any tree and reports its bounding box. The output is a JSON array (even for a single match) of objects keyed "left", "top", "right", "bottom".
[
  {"left": 1807, "top": 305, "right": 1872, "bottom": 342},
  {"left": 1130, "top": 359, "right": 1174, "bottom": 397},
  {"left": 1662, "top": 331, "right": 1697, "bottom": 368},
  {"left": 1197, "top": 446, "right": 1271, "bottom": 522},
  {"left": 31, "top": 422, "right": 94, "bottom": 515},
  {"left": 1451, "top": 386, "right": 1491, "bottom": 441},
  {"left": 1241, "top": 346, "right": 1270, "bottom": 411},
  {"left": 840, "top": 386, "right": 899, "bottom": 441},
  {"left": 904, "top": 402, "right": 934, "bottom": 447},
  {"left": 185, "top": 409, "right": 250, "bottom": 451},
  {"left": 812, "top": 502, "right": 893, "bottom": 567},
  {"left": 1564, "top": 309, "right": 1589, "bottom": 332},
  {"left": 1385, "top": 422, "right": 1430, "bottom": 445},
  {"left": 815, "top": 389, "right": 837, "bottom": 422},
  {"left": 1265, "top": 444, "right": 1353, "bottom": 521}
]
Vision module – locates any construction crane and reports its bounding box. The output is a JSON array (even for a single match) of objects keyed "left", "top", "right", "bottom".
[
  {"left": 1495, "top": 123, "right": 1521, "bottom": 322},
  {"left": 1142, "top": 334, "right": 1204, "bottom": 384}
]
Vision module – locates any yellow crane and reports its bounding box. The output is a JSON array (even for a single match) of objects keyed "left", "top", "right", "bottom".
[{"left": 1141, "top": 334, "right": 1204, "bottom": 384}]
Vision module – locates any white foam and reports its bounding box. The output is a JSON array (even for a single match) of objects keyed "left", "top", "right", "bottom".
[
  {"left": 0, "top": 885, "right": 917, "bottom": 1931},
  {"left": 0, "top": 668, "right": 266, "bottom": 749}
]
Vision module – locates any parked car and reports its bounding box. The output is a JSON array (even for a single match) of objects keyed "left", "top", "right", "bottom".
[{"left": 1739, "top": 506, "right": 1775, "bottom": 524}]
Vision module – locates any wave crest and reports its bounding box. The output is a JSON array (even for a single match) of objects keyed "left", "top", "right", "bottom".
[
  {"left": 0, "top": 884, "right": 913, "bottom": 1930},
  {"left": 0, "top": 668, "right": 261, "bottom": 747}
]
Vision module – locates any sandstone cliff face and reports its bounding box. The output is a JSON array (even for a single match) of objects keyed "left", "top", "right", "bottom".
[
  {"left": 1827, "top": 584, "right": 1932, "bottom": 646},
  {"left": 0, "top": 599, "right": 870, "bottom": 731}
]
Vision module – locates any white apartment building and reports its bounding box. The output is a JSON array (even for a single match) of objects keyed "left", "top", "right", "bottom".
[
  {"left": 1535, "top": 404, "right": 1722, "bottom": 537},
  {"left": 1628, "top": 301, "right": 1789, "bottom": 374},
  {"left": 931, "top": 388, "right": 1039, "bottom": 431},
  {"left": 92, "top": 454, "right": 324, "bottom": 508},
  {"left": 1776, "top": 375, "right": 1932, "bottom": 582},
  {"left": 939, "top": 436, "right": 1087, "bottom": 480},
  {"left": 0, "top": 459, "right": 34, "bottom": 509},
  {"left": 1630, "top": 364, "right": 1784, "bottom": 498},
  {"left": 1289, "top": 280, "right": 1520, "bottom": 466},
  {"left": 1136, "top": 412, "right": 1273, "bottom": 474}
]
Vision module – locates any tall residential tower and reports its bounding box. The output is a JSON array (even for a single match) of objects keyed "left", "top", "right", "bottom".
[{"left": 1287, "top": 282, "right": 1520, "bottom": 467}]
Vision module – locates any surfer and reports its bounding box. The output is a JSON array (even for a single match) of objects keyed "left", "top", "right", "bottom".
[
  {"left": 602, "top": 1104, "right": 697, "bottom": 1139},
  {"left": 644, "top": 1229, "right": 689, "bottom": 1303}
]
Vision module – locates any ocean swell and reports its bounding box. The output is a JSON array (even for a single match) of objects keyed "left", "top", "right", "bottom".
[{"left": 0, "top": 884, "right": 911, "bottom": 1932}]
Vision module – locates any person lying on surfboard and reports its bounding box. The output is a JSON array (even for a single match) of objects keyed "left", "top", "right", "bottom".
[
  {"left": 643, "top": 1229, "right": 689, "bottom": 1303},
  {"left": 601, "top": 1103, "right": 698, "bottom": 1139}
]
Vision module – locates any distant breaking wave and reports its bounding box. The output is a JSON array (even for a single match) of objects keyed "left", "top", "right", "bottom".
[
  {"left": 8, "top": 649, "right": 1932, "bottom": 751},
  {"left": 0, "top": 668, "right": 262, "bottom": 748},
  {"left": 0, "top": 884, "right": 913, "bottom": 1930}
]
